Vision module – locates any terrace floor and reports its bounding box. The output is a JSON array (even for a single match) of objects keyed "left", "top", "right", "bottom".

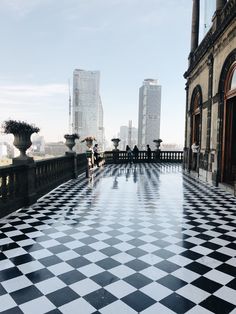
[{"left": 0, "top": 163, "right": 236, "bottom": 314}]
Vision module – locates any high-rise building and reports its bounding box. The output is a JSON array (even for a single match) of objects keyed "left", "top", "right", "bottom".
[
  {"left": 72, "top": 69, "right": 104, "bottom": 151},
  {"left": 119, "top": 123, "right": 138, "bottom": 150},
  {"left": 138, "top": 79, "right": 161, "bottom": 150}
]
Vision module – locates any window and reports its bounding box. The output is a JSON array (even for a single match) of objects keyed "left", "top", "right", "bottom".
[
  {"left": 226, "top": 63, "right": 236, "bottom": 98},
  {"left": 192, "top": 91, "right": 201, "bottom": 145},
  {"left": 230, "top": 69, "right": 236, "bottom": 91}
]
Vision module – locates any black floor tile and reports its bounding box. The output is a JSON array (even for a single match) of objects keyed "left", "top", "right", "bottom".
[
  {"left": 160, "top": 292, "right": 195, "bottom": 313},
  {"left": 122, "top": 290, "right": 156, "bottom": 312},
  {"left": 125, "top": 259, "right": 150, "bottom": 271},
  {"left": 124, "top": 273, "right": 152, "bottom": 289},
  {"left": 0, "top": 267, "right": 22, "bottom": 282},
  {"left": 84, "top": 288, "right": 117, "bottom": 310},
  {"left": 200, "top": 295, "right": 235, "bottom": 314},
  {"left": 46, "top": 287, "right": 79, "bottom": 307},
  {"left": 192, "top": 276, "right": 222, "bottom": 293},
  {"left": 154, "top": 260, "right": 181, "bottom": 273},
  {"left": 96, "top": 258, "right": 121, "bottom": 270},
  {"left": 185, "top": 262, "right": 211, "bottom": 275},
  {"left": 91, "top": 271, "right": 119, "bottom": 287},
  {"left": 67, "top": 256, "right": 91, "bottom": 268},
  {"left": 58, "top": 270, "right": 86, "bottom": 285},
  {"left": 26, "top": 268, "right": 54, "bottom": 284},
  {"left": 10, "top": 254, "right": 35, "bottom": 266},
  {"left": 157, "top": 275, "right": 187, "bottom": 291},
  {"left": 10, "top": 286, "right": 42, "bottom": 305}
]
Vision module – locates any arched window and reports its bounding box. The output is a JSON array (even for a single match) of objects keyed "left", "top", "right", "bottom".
[
  {"left": 192, "top": 91, "right": 201, "bottom": 145},
  {"left": 222, "top": 62, "right": 236, "bottom": 183},
  {"left": 225, "top": 63, "right": 236, "bottom": 97}
]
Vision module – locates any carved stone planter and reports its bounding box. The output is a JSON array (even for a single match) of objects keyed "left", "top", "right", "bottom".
[
  {"left": 153, "top": 139, "right": 162, "bottom": 151},
  {"left": 85, "top": 139, "right": 93, "bottom": 149},
  {"left": 64, "top": 134, "right": 79, "bottom": 154},
  {"left": 13, "top": 133, "right": 33, "bottom": 164},
  {"left": 111, "top": 138, "right": 120, "bottom": 151}
]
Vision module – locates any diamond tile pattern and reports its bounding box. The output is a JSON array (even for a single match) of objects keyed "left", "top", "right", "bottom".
[{"left": 0, "top": 163, "right": 236, "bottom": 313}]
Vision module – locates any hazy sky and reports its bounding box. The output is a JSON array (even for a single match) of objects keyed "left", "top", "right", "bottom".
[{"left": 0, "top": 0, "right": 206, "bottom": 145}]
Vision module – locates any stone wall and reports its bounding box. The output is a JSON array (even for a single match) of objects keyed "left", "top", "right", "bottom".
[{"left": 184, "top": 1, "right": 236, "bottom": 192}]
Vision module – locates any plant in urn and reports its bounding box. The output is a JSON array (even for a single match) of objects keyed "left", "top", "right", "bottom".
[
  {"left": 2, "top": 120, "right": 40, "bottom": 164},
  {"left": 153, "top": 139, "right": 162, "bottom": 151},
  {"left": 64, "top": 133, "right": 79, "bottom": 154},
  {"left": 111, "top": 138, "right": 120, "bottom": 151}
]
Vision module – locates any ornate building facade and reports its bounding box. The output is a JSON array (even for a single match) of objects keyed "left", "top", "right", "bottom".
[{"left": 184, "top": 0, "right": 236, "bottom": 194}]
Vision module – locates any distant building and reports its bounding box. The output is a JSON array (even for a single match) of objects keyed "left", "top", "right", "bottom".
[
  {"left": 44, "top": 142, "right": 66, "bottom": 156},
  {"left": 138, "top": 79, "right": 161, "bottom": 150},
  {"left": 31, "top": 135, "right": 45, "bottom": 155},
  {"left": 72, "top": 69, "right": 104, "bottom": 152},
  {"left": 119, "top": 124, "right": 138, "bottom": 150},
  {"left": 0, "top": 136, "right": 14, "bottom": 158},
  {"left": 184, "top": 0, "right": 236, "bottom": 194}
]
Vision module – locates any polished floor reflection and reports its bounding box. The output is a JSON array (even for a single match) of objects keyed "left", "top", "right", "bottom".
[{"left": 0, "top": 163, "right": 236, "bottom": 313}]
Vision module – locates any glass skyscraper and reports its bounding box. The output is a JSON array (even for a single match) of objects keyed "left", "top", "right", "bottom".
[
  {"left": 138, "top": 79, "right": 161, "bottom": 150},
  {"left": 72, "top": 69, "right": 104, "bottom": 152}
]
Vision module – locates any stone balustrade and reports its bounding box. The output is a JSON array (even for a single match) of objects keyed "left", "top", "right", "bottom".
[
  {"left": 103, "top": 150, "right": 183, "bottom": 164},
  {"left": 0, "top": 154, "right": 87, "bottom": 218}
]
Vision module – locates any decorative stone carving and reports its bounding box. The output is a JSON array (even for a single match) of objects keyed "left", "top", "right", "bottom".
[{"left": 111, "top": 138, "right": 120, "bottom": 151}]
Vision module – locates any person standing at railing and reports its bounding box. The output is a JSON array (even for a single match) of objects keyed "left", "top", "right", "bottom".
[
  {"left": 146, "top": 144, "right": 151, "bottom": 162},
  {"left": 93, "top": 144, "right": 100, "bottom": 167},
  {"left": 126, "top": 145, "right": 133, "bottom": 164},
  {"left": 133, "top": 145, "right": 139, "bottom": 163}
]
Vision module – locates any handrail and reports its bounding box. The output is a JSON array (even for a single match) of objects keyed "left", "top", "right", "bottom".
[
  {"left": 0, "top": 153, "right": 87, "bottom": 218},
  {"left": 103, "top": 150, "right": 183, "bottom": 164}
]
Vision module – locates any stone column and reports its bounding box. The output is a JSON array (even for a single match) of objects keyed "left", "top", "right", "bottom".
[
  {"left": 216, "top": 0, "right": 227, "bottom": 10},
  {"left": 191, "top": 0, "right": 200, "bottom": 53}
]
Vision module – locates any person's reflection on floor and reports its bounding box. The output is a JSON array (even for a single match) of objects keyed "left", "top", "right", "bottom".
[
  {"left": 133, "top": 167, "right": 138, "bottom": 183},
  {"left": 126, "top": 168, "right": 131, "bottom": 181},
  {"left": 112, "top": 176, "right": 119, "bottom": 189}
]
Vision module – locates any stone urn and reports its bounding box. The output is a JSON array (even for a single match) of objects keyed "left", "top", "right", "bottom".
[
  {"left": 81, "top": 137, "right": 95, "bottom": 149},
  {"left": 64, "top": 134, "right": 79, "bottom": 154},
  {"left": 2, "top": 119, "right": 40, "bottom": 164},
  {"left": 111, "top": 138, "right": 120, "bottom": 151},
  {"left": 13, "top": 132, "right": 34, "bottom": 163},
  {"left": 153, "top": 139, "right": 162, "bottom": 151},
  {"left": 85, "top": 139, "right": 93, "bottom": 149}
]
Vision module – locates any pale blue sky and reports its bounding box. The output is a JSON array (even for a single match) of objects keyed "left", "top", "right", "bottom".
[{"left": 0, "top": 0, "right": 204, "bottom": 145}]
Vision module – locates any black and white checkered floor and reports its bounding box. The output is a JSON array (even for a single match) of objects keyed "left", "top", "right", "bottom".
[{"left": 0, "top": 163, "right": 236, "bottom": 314}]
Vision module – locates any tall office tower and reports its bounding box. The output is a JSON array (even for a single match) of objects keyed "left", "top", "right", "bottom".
[
  {"left": 138, "top": 79, "right": 161, "bottom": 150},
  {"left": 119, "top": 123, "right": 138, "bottom": 150},
  {"left": 72, "top": 69, "right": 104, "bottom": 151}
]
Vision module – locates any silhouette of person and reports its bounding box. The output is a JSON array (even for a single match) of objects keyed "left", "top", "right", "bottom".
[
  {"left": 126, "top": 145, "right": 133, "bottom": 163},
  {"left": 93, "top": 144, "right": 100, "bottom": 167},
  {"left": 146, "top": 144, "right": 151, "bottom": 162},
  {"left": 133, "top": 145, "right": 139, "bottom": 163}
]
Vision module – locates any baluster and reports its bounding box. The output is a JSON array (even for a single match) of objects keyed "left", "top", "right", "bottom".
[
  {"left": 8, "top": 173, "right": 14, "bottom": 198},
  {"left": 1, "top": 175, "right": 7, "bottom": 201}
]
